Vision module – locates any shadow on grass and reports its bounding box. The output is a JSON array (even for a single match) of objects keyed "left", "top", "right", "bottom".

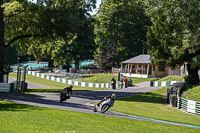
[
  {"left": 82, "top": 75, "right": 94, "bottom": 78},
  {"left": 27, "top": 89, "right": 63, "bottom": 93},
  {"left": 27, "top": 89, "right": 93, "bottom": 93},
  {"left": 0, "top": 101, "right": 43, "bottom": 111}
]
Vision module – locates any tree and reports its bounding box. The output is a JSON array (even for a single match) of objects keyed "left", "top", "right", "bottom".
[
  {"left": 0, "top": 0, "right": 5, "bottom": 82},
  {"left": 94, "top": 0, "right": 150, "bottom": 70},
  {"left": 0, "top": 0, "right": 96, "bottom": 82},
  {"left": 145, "top": 0, "right": 200, "bottom": 85},
  {"left": 38, "top": 0, "right": 96, "bottom": 72}
]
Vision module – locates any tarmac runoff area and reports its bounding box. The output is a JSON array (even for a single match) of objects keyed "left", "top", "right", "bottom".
[
  {"left": 0, "top": 83, "right": 200, "bottom": 129},
  {"left": 8, "top": 78, "right": 49, "bottom": 88}
]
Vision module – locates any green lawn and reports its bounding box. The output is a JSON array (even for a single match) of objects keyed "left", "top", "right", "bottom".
[
  {"left": 81, "top": 73, "right": 157, "bottom": 84},
  {"left": 182, "top": 85, "right": 200, "bottom": 101},
  {"left": 0, "top": 101, "right": 199, "bottom": 133},
  {"left": 111, "top": 87, "right": 200, "bottom": 126},
  {"left": 9, "top": 73, "right": 107, "bottom": 92},
  {"left": 156, "top": 76, "right": 184, "bottom": 82}
]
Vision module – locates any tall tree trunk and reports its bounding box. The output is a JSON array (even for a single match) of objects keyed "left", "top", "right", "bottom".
[
  {"left": 66, "top": 62, "right": 70, "bottom": 72},
  {"left": 0, "top": 1, "right": 5, "bottom": 82},
  {"left": 75, "top": 58, "right": 79, "bottom": 73},
  {"left": 186, "top": 63, "right": 199, "bottom": 86}
]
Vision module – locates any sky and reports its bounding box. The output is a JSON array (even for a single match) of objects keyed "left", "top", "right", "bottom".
[
  {"left": 91, "top": 0, "right": 101, "bottom": 14},
  {"left": 30, "top": 0, "right": 101, "bottom": 14}
]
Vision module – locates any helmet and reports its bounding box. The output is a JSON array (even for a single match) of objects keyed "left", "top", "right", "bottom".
[
  {"left": 70, "top": 85, "right": 73, "bottom": 88},
  {"left": 111, "top": 93, "right": 116, "bottom": 99}
]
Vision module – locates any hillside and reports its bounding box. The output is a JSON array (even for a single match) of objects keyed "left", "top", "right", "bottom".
[
  {"left": 156, "top": 76, "right": 184, "bottom": 82},
  {"left": 182, "top": 85, "right": 200, "bottom": 101}
]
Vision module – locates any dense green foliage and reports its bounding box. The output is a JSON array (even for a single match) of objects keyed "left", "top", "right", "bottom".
[
  {"left": 94, "top": 0, "right": 150, "bottom": 69},
  {"left": 1, "top": 0, "right": 200, "bottom": 86},
  {"left": 0, "top": 0, "right": 96, "bottom": 81},
  {"left": 40, "top": 0, "right": 97, "bottom": 70},
  {"left": 144, "top": 0, "right": 200, "bottom": 85}
]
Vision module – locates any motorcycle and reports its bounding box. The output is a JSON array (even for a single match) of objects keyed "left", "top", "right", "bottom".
[
  {"left": 60, "top": 91, "right": 71, "bottom": 103},
  {"left": 93, "top": 98, "right": 115, "bottom": 113}
]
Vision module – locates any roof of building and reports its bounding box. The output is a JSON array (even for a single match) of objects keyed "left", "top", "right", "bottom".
[{"left": 121, "top": 54, "right": 152, "bottom": 64}]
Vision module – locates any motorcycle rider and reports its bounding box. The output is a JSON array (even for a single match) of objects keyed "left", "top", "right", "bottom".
[
  {"left": 64, "top": 85, "right": 73, "bottom": 95},
  {"left": 97, "top": 93, "right": 116, "bottom": 106},
  {"left": 60, "top": 85, "right": 73, "bottom": 102},
  {"left": 111, "top": 77, "right": 116, "bottom": 89}
]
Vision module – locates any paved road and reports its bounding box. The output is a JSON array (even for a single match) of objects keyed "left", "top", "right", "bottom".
[
  {"left": 0, "top": 86, "right": 159, "bottom": 113},
  {"left": 1, "top": 84, "right": 199, "bottom": 129},
  {"left": 8, "top": 78, "right": 49, "bottom": 88}
]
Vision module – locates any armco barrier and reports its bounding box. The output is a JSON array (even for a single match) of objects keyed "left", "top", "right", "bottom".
[
  {"left": 0, "top": 83, "right": 10, "bottom": 92},
  {"left": 152, "top": 81, "right": 183, "bottom": 87},
  {"left": 177, "top": 97, "right": 200, "bottom": 115},
  {"left": 28, "top": 71, "right": 111, "bottom": 88}
]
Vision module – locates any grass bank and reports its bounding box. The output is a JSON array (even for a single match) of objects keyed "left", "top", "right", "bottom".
[
  {"left": 81, "top": 73, "right": 157, "bottom": 84},
  {"left": 0, "top": 101, "right": 199, "bottom": 133},
  {"left": 182, "top": 85, "right": 200, "bottom": 101},
  {"left": 111, "top": 87, "right": 200, "bottom": 126},
  {"left": 156, "top": 76, "right": 184, "bottom": 82},
  {"left": 9, "top": 73, "right": 107, "bottom": 92}
]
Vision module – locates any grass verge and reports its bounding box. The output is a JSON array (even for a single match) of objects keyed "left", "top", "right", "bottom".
[
  {"left": 111, "top": 87, "right": 200, "bottom": 126},
  {"left": 182, "top": 85, "right": 200, "bottom": 101},
  {"left": 156, "top": 76, "right": 184, "bottom": 82},
  {"left": 0, "top": 101, "right": 199, "bottom": 133},
  {"left": 9, "top": 73, "right": 108, "bottom": 92},
  {"left": 81, "top": 73, "right": 157, "bottom": 84}
]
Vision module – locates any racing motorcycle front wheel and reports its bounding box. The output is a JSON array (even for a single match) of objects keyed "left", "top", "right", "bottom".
[{"left": 101, "top": 104, "right": 110, "bottom": 113}]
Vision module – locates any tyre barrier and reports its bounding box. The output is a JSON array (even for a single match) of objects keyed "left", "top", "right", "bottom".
[
  {"left": 166, "top": 82, "right": 200, "bottom": 115},
  {"left": 177, "top": 97, "right": 200, "bottom": 115},
  {"left": 151, "top": 81, "right": 184, "bottom": 87}
]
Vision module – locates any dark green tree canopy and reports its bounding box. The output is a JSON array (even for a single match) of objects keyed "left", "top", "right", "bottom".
[
  {"left": 145, "top": 0, "right": 200, "bottom": 85},
  {"left": 0, "top": 0, "right": 96, "bottom": 81},
  {"left": 94, "top": 0, "right": 150, "bottom": 70}
]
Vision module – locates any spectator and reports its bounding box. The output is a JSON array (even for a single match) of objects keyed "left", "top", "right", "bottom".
[{"left": 123, "top": 77, "right": 128, "bottom": 88}]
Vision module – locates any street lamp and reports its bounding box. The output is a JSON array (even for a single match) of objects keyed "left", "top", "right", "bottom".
[
  {"left": 129, "top": 69, "right": 132, "bottom": 86},
  {"left": 118, "top": 69, "right": 121, "bottom": 81}
]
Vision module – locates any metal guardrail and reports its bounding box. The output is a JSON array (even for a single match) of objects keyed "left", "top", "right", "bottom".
[
  {"left": 151, "top": 81, "right": 182, "bottom": 87},
  {"left": 0, "top": 83, "right": 10, "bottom": 92}
]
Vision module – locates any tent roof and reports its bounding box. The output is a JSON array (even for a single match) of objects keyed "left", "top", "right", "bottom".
[{"left": 121, "top": 55, "right": 152, "bottom": 64}]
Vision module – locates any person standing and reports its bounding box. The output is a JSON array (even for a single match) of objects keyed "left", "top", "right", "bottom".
[{"left": 123, "top": 77, "right": 128, "bottom": 88}]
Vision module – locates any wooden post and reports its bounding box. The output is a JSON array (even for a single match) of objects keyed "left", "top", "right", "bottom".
[
  {"left": 142, "top": 65, "right": 144, "bottom": 74},
  {"left": 136, "top": 64, "right": 138, "bottom": 74},
  {"left": 128, "top": 64, "right": 130, "bottom": 74},
  {"left": 130, "top": 64, "right": 132, "bottom": 73},
  {"left": 147, "top": 64, "right": 149, "bottom": 77}
]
